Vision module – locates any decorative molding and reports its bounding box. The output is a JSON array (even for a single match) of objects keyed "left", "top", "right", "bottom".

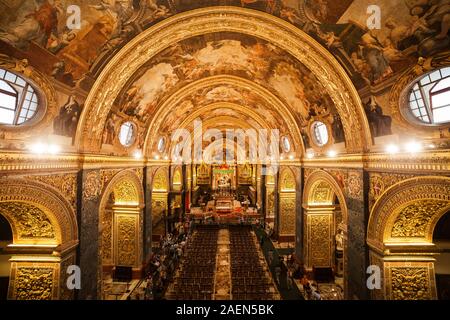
[
  {"left": 391, "top": 200, "right": 449, "bottom": 238},
  {"left": 24, "top": 173, "right": 77, "bottom": 211}
]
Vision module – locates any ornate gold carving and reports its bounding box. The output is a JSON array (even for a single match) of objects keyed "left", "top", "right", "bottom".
[
  {"left": 151, "top": 193, "right": 167, "bottom": 229},
  {"left": 391, "top": 200, "right": 449, "bottom": 238},
  {"left": 306, "top": 213, "right": 332, "bottom": 268},
  {"left": 78, "top": 7, "right": 370, "bottom": 153},
  {"left": 101, "top": 209, "right": 113, "bottom": 264},
  {"left": 153, "top": 168, "right": 168, "bottom": 191},
  {"left": 83, "top": 172, "right": 103, "bottom": 201},
  {"left": 116, "top": 215, "right": 137, "bottom": 266},
  {"left": 390, "top": 267, "right": 431, "bottom": 300},
  {"left": 14, "top": 267, "right": 55, "bottom": 300},
  {"left": 0, "top": 179, "right": 77, "bottom": 245},
  {"left": 346, "top": 171, "right": 362, "bottom": 200},
  {"left": 368, "top": 176, "right": 450, "bottom": 251},
  {"left": 113, "top": 179, "right": 139, "bottom": 204},
  {"left": 279, "top": 195, "right": 296, "bottom": 235},
  {"left": 280, "top": 168, "right": 295, "bottom": 191},
  {"left": 196, "top": 163, "right": 210, "bottom": 185},
  {"left": 0, "top": 202, "right": 55, "bottom": 240},
  {"left": 172, "top": 167, "right": 182, "bottom": 190},
  {"left": 25, "top": 174, "right": 77, "bottom": 210},
  {"left": 311, "top": 181, "right": 333, "bottom": 204},
  {"left": 369, "top": 173, "right": 414, "bottom": 211}
]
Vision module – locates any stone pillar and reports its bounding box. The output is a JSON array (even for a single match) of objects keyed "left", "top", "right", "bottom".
[
  {"left": 77, "top": 169, "right": 101, "bottom": 300},
  {"left": 295, "top": 166, "right": 303, "bottom": 260},
  {"left": 346, "top": 170, "right": 369, "bottom": 299},
  {"left": 144, "top": 166, "right": 152, "bottom": 261}
]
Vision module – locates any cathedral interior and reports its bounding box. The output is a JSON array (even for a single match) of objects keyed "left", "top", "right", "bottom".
[{"left": 0, "top": 0, "right": 449, "bottom": 301}]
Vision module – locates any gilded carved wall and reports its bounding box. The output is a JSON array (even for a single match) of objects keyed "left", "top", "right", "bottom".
[
  {"left": 115, "top": 214, "right": 138, "bottom": 267},
  {"left": 0, "top": 202, "right": 55, "bottom": 242},
  {"left": 8, "top": 262, "right": 59, "bottom": 300},
  {"left": 391, "top": 200, "right": 449, "bottom": 238},
  {"left": 25, "top": 173, "right": 78, "bottom": 211},
  {"left": 279, "top": 195, "right": 296, "bottom": 236},
  {"left": 113, "top": 179, "right": 139, "bottom": 205},
  {"left": 368, "top": 176, "right": 450, "bottom": 249},
  {"left": 385, "top": 262, "right": 437, "bottom": 300},
  {"left": 305, "top": 213, "right": 333, "bottom": 268}
]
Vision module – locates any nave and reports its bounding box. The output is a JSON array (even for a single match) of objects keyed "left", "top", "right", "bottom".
[{"left": 165, "top": 225, "right": 279, "bottom": 300}]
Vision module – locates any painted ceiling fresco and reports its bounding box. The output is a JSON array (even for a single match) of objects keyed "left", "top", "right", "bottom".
[
  {"left": 0, "top": 0, "right": 449, "bottom": 154},
  {"left": 103, "top": 32, "right": 344, "bottom": 151}
]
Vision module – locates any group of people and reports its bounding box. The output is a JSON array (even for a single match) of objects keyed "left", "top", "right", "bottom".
[{"left": 143, "top": 222, "right": 193, "bottom": 300}]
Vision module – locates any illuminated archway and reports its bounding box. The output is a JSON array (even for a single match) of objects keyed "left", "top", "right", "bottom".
[
  {"left": 0, "top": 179, "right": 78, "bottom": 300},
  {"left": 98, "top": 170, "right": 144, "bottom": 299},
  {"left": 302, "top": 170, "right": 348, "bottom": 296},
  {"left": 367, "top": 176, "right": 450, "bottom": 300}
]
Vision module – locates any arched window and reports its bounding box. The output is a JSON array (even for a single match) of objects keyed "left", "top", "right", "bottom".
[
  {"left": 0, "top": 68, "right": 38, "bottom": 125},
  {"left": 409, "top": 67, "right": 450, "bottom": 124}
]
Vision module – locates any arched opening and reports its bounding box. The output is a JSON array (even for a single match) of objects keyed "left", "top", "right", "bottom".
[
  {"left": 0, "top": 214, "right": 13, "bottom": 300},
  {"left": 302, "top": 170, "right": 347, "bottom": 299},
  {"left": 433, "top": 210, "right": 450, "bottom": 300},
  {"left": 98, "top": 171, "right": 144, "bottom": 300},
  {"left": 367, "top": 176, "right": 450, "bottom": 300}
]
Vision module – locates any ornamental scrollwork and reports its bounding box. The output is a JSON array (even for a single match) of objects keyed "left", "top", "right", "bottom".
[
  {"left": 25, "top": 174, "right": 77, "bottom": 211},
  {"left": 14, "top": 267, "right": 54, "bottom": 300},
  {"left": 390, "top": 267, "right": 431, "bottom": 300},
  {"left": 0, "top": 202, "right": 55, "bottom": 240},
  {"left": 279, "top": 196, "right": 296, "bottom": 235},
  {"left": 391, "top": 200, "right": 449, "bottom": 238},
  {"left": 116, "top": 215, "right": 137, "bottom": 266}
]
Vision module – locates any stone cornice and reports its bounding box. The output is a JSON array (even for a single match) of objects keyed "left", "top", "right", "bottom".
[{"left": 0, "top": 150, "right": 448, "bottom": 174}]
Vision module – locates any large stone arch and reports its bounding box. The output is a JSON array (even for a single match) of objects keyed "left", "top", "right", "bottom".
[
  {"left": 366, "top": 176, "right": 450, "bottom": 300},
  {"left": 97, "top": 169, "right": 144, "bottom": 298},
  {"left": 0, "top": 178, "right": 77, "bottom": 247},
  {"left": 0, "top": 178, "right": 78, "bottom": 300},
  {"left": 302, "top": 169, "right": 348, "bottom": 295},
  {"left": 303, "top": 170, "right": 348, "bottom": 217},
  {"left": 76, "top": 6, "right": 371, "bottom": 154},
  {"left": 143, "top": 75, "right": 304, "bottom": 156},
  {"left": 367, "top": 176, "right": 450, "bottom": 252}
]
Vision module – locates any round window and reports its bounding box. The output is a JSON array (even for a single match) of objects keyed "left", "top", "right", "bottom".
[
  {"left": 119, "top": 121, "right": 136, "bottom": 147},
  {"left": 0, "top": 68, "right": 39, "bottom": 125},
  {"left": 311, "top": 121, "right": 329, "bottom": 147},
  {"left": 408, "top": 67, "right": 450, "bottom": 125}
]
